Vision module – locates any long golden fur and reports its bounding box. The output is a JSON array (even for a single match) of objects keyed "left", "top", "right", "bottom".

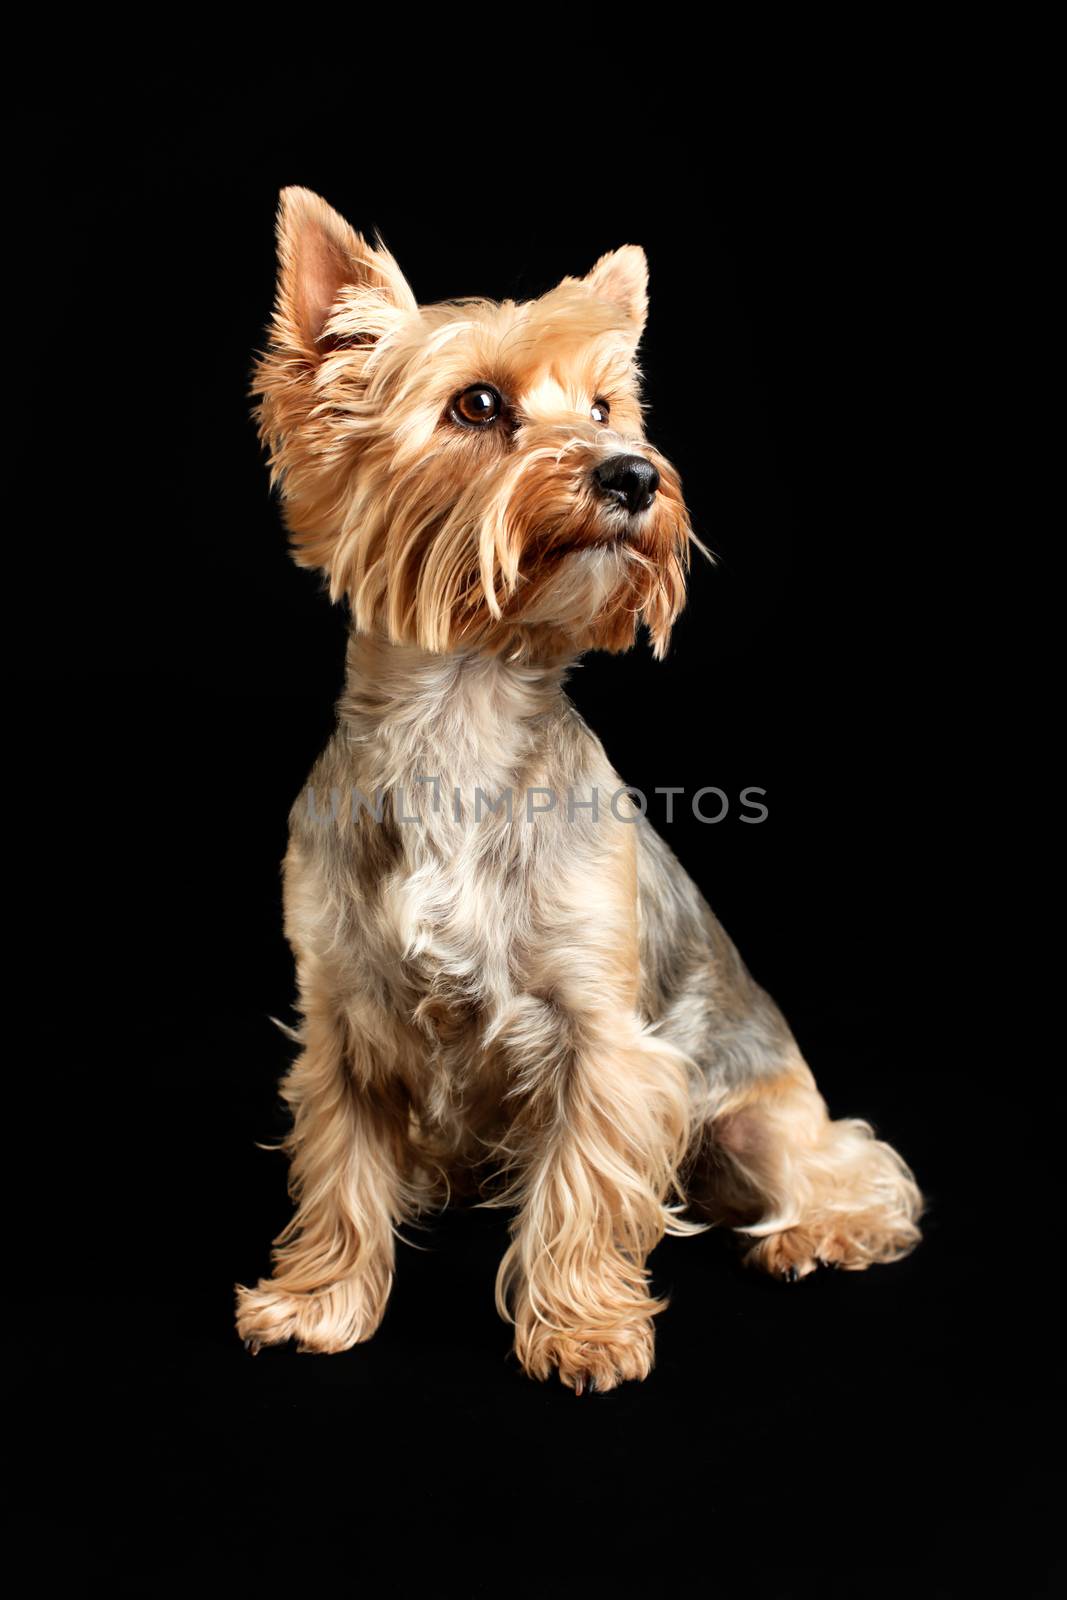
[{"left": 235, "top": 189, "right": 923, "bottom": 1391}]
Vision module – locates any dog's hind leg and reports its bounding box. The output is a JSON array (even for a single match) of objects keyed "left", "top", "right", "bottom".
[
  {"left": 694, "top": 1048, "right": 924, "bottom": 1278},
  {"left": 636, "top": 825, "right": 923, "bottom": 1278}
]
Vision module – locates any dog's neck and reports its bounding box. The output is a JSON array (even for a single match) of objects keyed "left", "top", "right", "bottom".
[{"left": 337, "top": 629, "right": 576, "bottom": 793}]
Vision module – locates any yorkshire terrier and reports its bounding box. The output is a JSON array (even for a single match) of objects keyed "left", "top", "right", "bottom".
[{"left": 234, "top": 188, "right": 923, "bottom": 1391}]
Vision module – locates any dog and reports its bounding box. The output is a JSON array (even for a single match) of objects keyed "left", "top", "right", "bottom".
[{"left": 234, "top": 188, "right": 923, "bottom": 1392}]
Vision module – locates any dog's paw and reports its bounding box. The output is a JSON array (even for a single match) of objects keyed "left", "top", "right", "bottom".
[
  {"left": 234, "top": 1274, "right": 389, "bottom": 1355},
  {"left": 744, "top": 1227, "right": 826, "bottom": 1281},
  {"left": 517, "top": 1320, "right": 656, "bottom": 1393},
  {"left": 744, "top": 1212, "right": 920, "bottom": 1281}
]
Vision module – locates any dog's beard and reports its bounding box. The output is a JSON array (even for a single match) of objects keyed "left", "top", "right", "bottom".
[
  {"left": 511, "top": 543, "right": 633, "bottom": 639},
  {"left": 334, "top": 430, "right": 691, "bottom": 660}
]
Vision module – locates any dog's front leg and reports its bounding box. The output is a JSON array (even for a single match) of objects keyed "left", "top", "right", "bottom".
[
  {"left": 234, "top": 977, "right": 413, "bottom": 1356},
  {"left": 495, "top": 818, "right": 697, "bottom": 1392}
]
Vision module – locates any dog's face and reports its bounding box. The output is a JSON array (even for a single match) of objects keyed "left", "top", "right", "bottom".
[{"left": 255, "top": 188, "right": 694, "bottom": 660}]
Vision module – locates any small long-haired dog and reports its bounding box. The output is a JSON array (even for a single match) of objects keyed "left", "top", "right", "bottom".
[{"left": 234, "top": 188, "right": 923, "bottom": 1391}]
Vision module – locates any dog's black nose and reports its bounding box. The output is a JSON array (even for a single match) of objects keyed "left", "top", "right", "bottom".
[{"left": 592, "top": 454, "right": 660, "bottom": 514}]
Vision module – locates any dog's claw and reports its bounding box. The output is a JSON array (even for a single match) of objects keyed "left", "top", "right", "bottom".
[
  {"left": 574, "top": 1375, "right": 585, "bottom": 1396},
  {"left": 784, "top": 1266, "right": 800, "bottom": 1283},
  {"left": 243, "top": 1337, "right": 261, "bottom": 1356}
]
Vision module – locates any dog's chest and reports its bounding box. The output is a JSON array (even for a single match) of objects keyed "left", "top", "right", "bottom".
[
  {"left": 350, "top": 670, "right": 550, "bottom": 1011},
  {"left": 380, "top": 780, "right": 539, "bottom": 1016},
  {"left": 330, "top": 646, "right": 605, "bottom": 1029}
]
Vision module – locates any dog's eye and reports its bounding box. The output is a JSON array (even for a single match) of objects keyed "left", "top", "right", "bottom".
[
  {"left": 452, "top": 385, "right": 503, "bottom": 427},
  {"left": 591, "top": 397, "right": 610, "bottom": 424}
]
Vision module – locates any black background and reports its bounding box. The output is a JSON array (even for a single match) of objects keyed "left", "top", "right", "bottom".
[{"left": 12, "top": 66, "right": 1056, "bottom": 1598}]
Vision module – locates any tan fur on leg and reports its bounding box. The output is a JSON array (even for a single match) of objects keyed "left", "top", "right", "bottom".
[
  {"left": 492, "top": 812, "right": 702, "bottom": 1392},
  {"left": 496, "top": 1011, "right": 696, "bottom": 1391},
  {"left": 709, "top": 1057, "right": 923, "bottom": 1278},
  {"left": 234, "top": 980, "right": 417, "bottom": 1354}
]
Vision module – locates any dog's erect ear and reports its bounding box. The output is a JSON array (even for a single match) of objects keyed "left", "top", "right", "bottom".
[
  {"left": 270, "top": 186, "right": 417, "bottom": 355},
  {"left": 253, "top": 190, "right": 419, "bottom": 559},
  {"left": 583, "top": 245, "right": 649, "bottom": 339}
]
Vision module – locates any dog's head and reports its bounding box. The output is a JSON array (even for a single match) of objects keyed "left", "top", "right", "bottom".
[{"left": 254, "top": 188, "right": 696, "bottom": 660}]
